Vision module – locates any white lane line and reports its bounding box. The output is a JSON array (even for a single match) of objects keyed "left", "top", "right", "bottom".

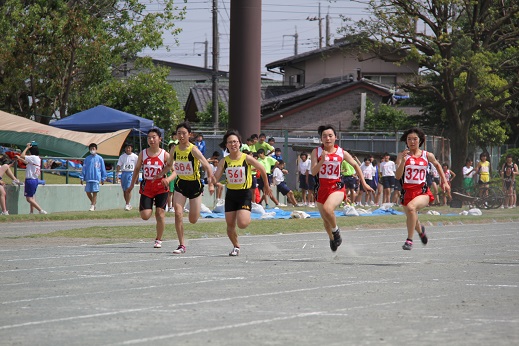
[
  {"left": 113, "top": 312, "right": 326, "bottom": 345},
  {"left": 1, "top": 270, "right": 317, "bottom": 305},
  {"left": 0, "top": 280, "right": 390, "bottom": 330}
]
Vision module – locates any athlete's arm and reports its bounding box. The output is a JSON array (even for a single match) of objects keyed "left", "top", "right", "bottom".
[
  {"left": 395, "top": 148, "right": 410, "bottom": 180},
  {"left": 127, "top": 152, "right": 143, "bottom": 193},
  {"left": 247, "top": 155, "right": 272, "bottom": 198},
  {"left": 310, "top": 148, "right": 326, "bottom": 176},
  {"left": 191, "top": 146, "right": 215, "bottom": 193}
]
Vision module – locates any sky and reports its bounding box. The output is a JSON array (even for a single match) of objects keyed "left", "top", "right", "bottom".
[{"left": 141, "top": 0, "right": 370, "bottom": 80}]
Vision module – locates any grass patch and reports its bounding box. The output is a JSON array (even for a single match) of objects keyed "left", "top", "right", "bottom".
[{"left": 21, "top": 206, "right": 519, "bottom": 244}]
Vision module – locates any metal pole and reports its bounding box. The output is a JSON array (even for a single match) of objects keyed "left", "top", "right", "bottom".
[
  {"left": 212, "top": 0, "right": 219, "bottom": 133},
  {"left": 228, "top": 0, "right": 262, "bottom": 138}
]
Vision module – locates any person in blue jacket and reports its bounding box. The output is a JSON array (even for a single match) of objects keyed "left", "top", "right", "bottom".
[{"left": 80, "top": 143, "right": 107, "bottom": 211}]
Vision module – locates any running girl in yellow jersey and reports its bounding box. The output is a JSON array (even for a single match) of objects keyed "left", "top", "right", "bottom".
[
  {"left": 161, "top": 122, "right": 215, "bottom": 254},
  {"left": 214, "top": 130, "right": 272, "bottom": 256}
]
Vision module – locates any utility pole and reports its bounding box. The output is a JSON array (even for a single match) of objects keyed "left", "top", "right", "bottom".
[
  {"left": 212, "top": 0, "right": 219, "bottom": 132},
  {"left": 326, "top": 14, "right": 330, "bottom": 46},
  {"left": 193, "top": 39, "right": 208, "bottom": 69},
  {"left": 283, "top": 27, "right": 298, "bottom": 56},
  {"left": 306, "top": 2, "right": 323, "bottom": 49}
]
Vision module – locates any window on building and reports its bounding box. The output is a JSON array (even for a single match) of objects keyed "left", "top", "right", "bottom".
[{"left": 363, "top": 75, "right": 396, "bottom": 86}]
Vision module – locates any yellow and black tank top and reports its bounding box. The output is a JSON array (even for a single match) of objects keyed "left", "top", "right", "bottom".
[
  {"left": 224, "top": 153, "right": 252, "bottom": 190},
  {"left": 173, "top": 143, "right": 200, "bottom": 181}
]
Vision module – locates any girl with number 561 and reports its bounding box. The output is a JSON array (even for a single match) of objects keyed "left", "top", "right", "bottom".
[{"left": 395, "top": 128, "right": 449, "bottom": 251}]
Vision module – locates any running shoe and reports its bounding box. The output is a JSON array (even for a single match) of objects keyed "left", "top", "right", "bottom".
[
  {"left": 402, "top": 239, "right": 413, "bottom": 250},
  {"left": 39, "top": 210, "right": 48, "bottom": 215},
  {"left": 0, "top": 211, "right": 9, "bottom": 216},
  {"left": 172, "top": 245, "right": 186, "bottom": 254},
  {"left": 124, "top": 204, "right": 131, "bottom": 211},
  {"left": 329, "top": 229, "right": 342, "bottom": 252},
  {"left": 420, "top": 226, "right": 428, "bottom": 245},
  {"left": 277, "top": 203, "right": 287, "bottom": 207},
  {"left": 154, "top": 240, "right": 162, "bottom": 248},
  {"left": 89, "top": 205, "right": 95, "bottom": 211},
  {"left": 229, "top": 247, "right": 240, "bottom": 256}
]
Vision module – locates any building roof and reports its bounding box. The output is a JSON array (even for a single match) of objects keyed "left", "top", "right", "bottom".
[
  {"left": 265, "top": 39, "right": 356, "bottom": 70},
  {"left": 261, "top": 78, "right": 393, "bottom": 119},
  {"left": 151, "top": 59, "right": 229, "bottom": 78},
  {"left": 185, "top": 81, "right": 290, "bottom": 114}
]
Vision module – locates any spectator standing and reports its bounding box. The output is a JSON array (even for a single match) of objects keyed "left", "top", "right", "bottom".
[
  {"left": 272, "top": 148, "right": 283, "bottom": 162},
  {"left": 0, "top": 156, "right": 21, "bottom": 215},
  {"left": 380, "top": 153, "right": 396, "bottom": 204},
  {"left": 256, "top": 148, "right": 280, "bottom": 207},
  {"left": 254, "top": 133, "right": 275, "bottom": 156},
  {"left": 341, "top": 158, "right": 358, "bottom": 205},
  {"left": 80, "top": 143, "right": 107, "bottom": 211},
  {"left": 501, "top": 154, "right": 518, "bottom": 208},
  {"left": 116, "top": 143, "right": 139, "bottom": 211},
  {"left": 477, "top": 152, "right": 491, "bottom": 197},
  {"left": 462, "top": 159, "right": 476, "bottom": 195},
  {"left": 16, "top": 142, "right": 47, "bottom": 214},
  {"left": 272, "top": 160, "right": 298, "bottom": 207},
  {"left": 195, "top": 133, "right": 206, "bottom": 157},
  {"left": 240, "top": 138, "right": 253, "bottom": 153},
  {"left": 298, "top": 152, "right": 315, "bottom": 206},
  {"left": 441, "top": 163, "right": 456, "bottom": 205}
]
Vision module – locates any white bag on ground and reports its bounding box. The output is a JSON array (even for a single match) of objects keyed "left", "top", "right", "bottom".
[
  {"left": 200, "top": 203, "right": 212, "bottom": 214},
  {"left": 468, "top": 208, "right": 482, "bottom": 216},
  {"left": 251, "top": 202, "right": 266, "bottom": 215},
  {"left": 343, "top": 205, "right": 359, "bottom": 216},
  {"left": 213, "top": 199, "right": 225, "bottom": 213},
  {"left": 290, "top": 210, "right": 311, "bottom": 219}
]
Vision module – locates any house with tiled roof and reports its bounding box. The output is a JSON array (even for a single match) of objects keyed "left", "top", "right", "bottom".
[{"left": 184, "top": 36, "right": 419, "bottom": 130}]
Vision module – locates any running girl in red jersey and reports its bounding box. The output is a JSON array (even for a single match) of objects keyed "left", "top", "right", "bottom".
[
  {"left": 395, "top": 128, "right": 449, "bottom": 250},
  {"left": 310, "top": 125, "right": 374, "bottom": 252},
  {"left": 128, "top": 128, "right": 177, "bottom": 249}
]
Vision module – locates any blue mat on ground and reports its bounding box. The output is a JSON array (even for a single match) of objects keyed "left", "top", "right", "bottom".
[{"left": 200, "top": 207, "right": 404, "bottom": 219}]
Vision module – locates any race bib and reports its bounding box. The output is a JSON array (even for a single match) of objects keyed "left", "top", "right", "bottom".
[
  {"left": 174, "top": 161, "right": 194, "bottom": 176},
  {"left": 404, "top": 165, "right": 427, "bottom": 184},
  {"left": 319, "top": 160, "right": 341, "bottom": 180},
  {"left": 143, "top": 165, "right": 162, "bottom": 179},
  {"left": 226, "top": 166, "right": 246, "bottom": 184},
  {"left": 123, "top": 164, "right": 134, "bottom": 171}
]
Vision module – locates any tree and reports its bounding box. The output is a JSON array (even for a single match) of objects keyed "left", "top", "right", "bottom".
[
  {"left": 196, "top": 101, "right": 229, "bottom": 128},
  {"left": 0, "top": 0, "right": 185, "bottom": 122},
  {"left": 69, "top": 61, "right": 184, "bottom": 134},
  {"left": 341, "top": 0, "right": 519, "bottom": 187},
  {"left": 351, "top": 99, "right": 413, "bottom": 132}
]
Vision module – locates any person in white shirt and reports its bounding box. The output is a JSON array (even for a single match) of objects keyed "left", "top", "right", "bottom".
[
  {"left": 379, "top": 152, "right": 396, "bottom": 203},
  {"left": 16, "top": 142, "right": 47, "bottom": 214},
  {"left": 272, "top": 160, "right": 298, "bottom": 207},
  {"left": 297, "top": 152, "right": 315, "bottom": 206},
  {"left": 116, "top": 143, "right": 139, "bottom": 211},
  {"left": 357, "top": 157, "right": 376, "bottom": 206}
]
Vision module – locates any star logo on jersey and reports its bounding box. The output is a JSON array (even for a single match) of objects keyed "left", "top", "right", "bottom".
[{"left": 410, "top": 159, "right": 415, "bottom": 165}]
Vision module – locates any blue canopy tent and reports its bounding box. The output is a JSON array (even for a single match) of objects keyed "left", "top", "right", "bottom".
[{"left": 50, "top": 105, "right": 164, "bottom": 151}]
